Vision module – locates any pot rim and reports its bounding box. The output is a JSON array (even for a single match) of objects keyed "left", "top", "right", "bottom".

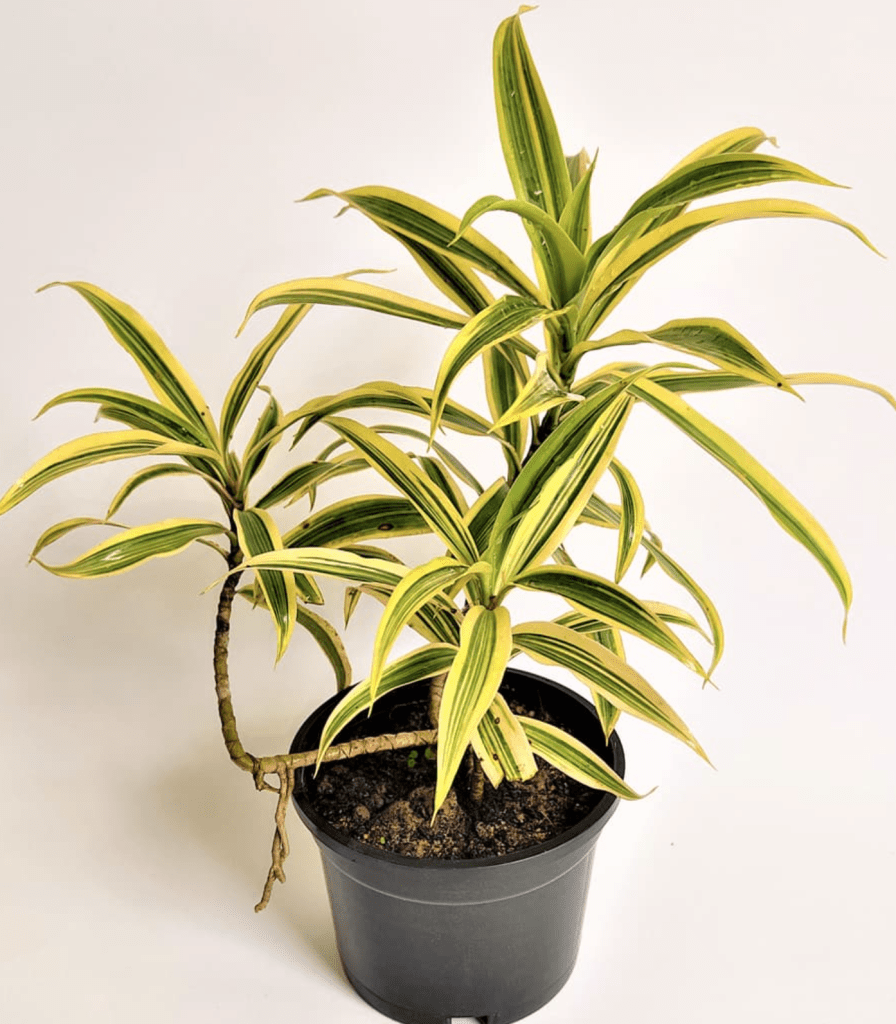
[{"left": 290, "top": 667, "right": 625, "bottom": 870}]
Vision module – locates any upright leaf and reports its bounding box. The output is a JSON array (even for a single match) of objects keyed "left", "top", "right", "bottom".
[{"left": 234, "top": 509, "right": 297, "bottom": 662}]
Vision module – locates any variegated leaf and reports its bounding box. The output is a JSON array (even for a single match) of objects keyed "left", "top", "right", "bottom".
[{"left": 234, "top": 508, "right": 296, "bottom": 662}]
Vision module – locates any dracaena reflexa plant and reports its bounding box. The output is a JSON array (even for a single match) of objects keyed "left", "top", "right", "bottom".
[{"left": 234, "top": 6, "right": 894, "bottom": 820}]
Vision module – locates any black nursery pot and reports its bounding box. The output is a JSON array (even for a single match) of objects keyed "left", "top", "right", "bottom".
[{"left": 291, "top": 667, "right": 625, "bottom": 1024}]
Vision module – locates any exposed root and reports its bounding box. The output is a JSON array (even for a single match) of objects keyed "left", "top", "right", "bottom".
[{"left": 254, "top": 763, "right": 294, "bottom": 912}]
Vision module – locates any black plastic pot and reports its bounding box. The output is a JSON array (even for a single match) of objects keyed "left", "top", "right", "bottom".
[{"left": 291, "top": 667, "right": 624, "bottom": 1024}]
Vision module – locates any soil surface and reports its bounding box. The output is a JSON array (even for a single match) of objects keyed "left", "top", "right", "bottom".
[{"left": 306, "top": 687, "right": 605, "bottom": 859}]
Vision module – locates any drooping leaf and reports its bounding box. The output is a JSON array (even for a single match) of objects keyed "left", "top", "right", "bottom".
[
  {"left": 519, "top": 716, "right": 643, "bottom": 799},
  {"left": 314, "top": 642, "right": 459, "bottom": 768},
  {"left": 608, "top": 460, "right": 645, "bottom": 582},
  {"left": 476, "top": 693, "right": 538, "bottom": 782},
  {"left": 464, "top": 479, "right": 509, "bottom": 555},
  {"left": 239, "top": 389, "right": 283, "bottom": 486},
  {"left": 34, "top": 518, "right": 226, "bottom": 578},
  {"left": 29, "top": 517, "right": 124, "bottom": 561},
  {"left": 233, "top": 546, "right": 408, "bottom": 589},
  {"left": 254, "top": 454, "right": 369, "bottom": 510},
  {"left": 513, "top": 621, "right": 708, "bottom": 759},
  {"left": 105, "top": 463, "right": 220, "bottom": 518},
  {"left": 0, "top": 431, "right": 212, "bottom": 517}
]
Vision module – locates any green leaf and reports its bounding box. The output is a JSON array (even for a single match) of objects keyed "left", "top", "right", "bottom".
[
  {"left": 435, "top": 605, "right": 512, "bottom": 814},
  {"left": 608, "top": 460, "right": 645, "bottom": 583},
  {"left": 662, "top": 127, "right": 773, "bottom": 179},
  {"left": 558, "top": 150, "right": 597, "bottom": 253},
  {"left": 476, "top": 693, "right": 538, "bottom": 782},
  {"left": 519, "top": 717, "right": 643, "bottom": 799},
  {"left": 483, "top": 344, "right": 529, "bottom": 473},
  {"left": 289, "top": 381, "right": 497, "bottom": 448},
  {"left": 493, "top": 8, "right": 571, "bottom": 219},
  {"left": 36, "top": 387, "right": 213, "bottom": 447},
  {"left": 464, "top": 480, "right": 509, "bottom": 555},
  {"left": 303, "top": 184, "right": 540, "bottom": 299},
  {"left": 39, "top": 282, "right": 218, "bottom": 447},
  {"left": 315, "top": 643, "right": 459, "bottom": 767},
  {"left": 579, "top": 198, "right": 880, "bottom": 338},
  {"left": 105, "top": 462, "right": 224, "bottom": 517},
  {"left": 234, "top": 508, "right": 296, "bottom": 662},
  {"left": 368, "top": 556, "right": 480, "bottom": 707},
  {"left": 239, "top": 583, "right": 351, "bottom": 690},
  {"left": 234, "top": 546, "right": 408, "bottom": 589},
  {"left": 455, "top": 196, "right": 585, "bottom": 305},
  {"left": 283, "top": 494, "right": 429, "bottom": 549},
  {"left": 516, "top": 564, "right": 703, "bottom": 674},
  {"left": 567, "top": 318, "right": 794, "bottom": 391},
  {"left": 29, "top": 517, "right": 124, "bottom": 561},
  {"left": 0, "top": 431, "right": 209, "bottom": 517},
  {"left": 221, "top": 305, "right": 310, "bottom": 448},
  {"left": 238, "top": 276, "right": 467, "bottom": 334},
  {"left": 631, "top": 377, "right": 852, "bottom": 631},
  {"left": 240, "top": 389, "right": 283, "bottom": 487},
  {"left": 34, "top": 518, "right": 226, "bottom": 578},
  {"left": 254, "top": 454, "right": 369, "bottom": 510},
  {"left": 513, "top": 621, "right": 707, "bottom": 759},
  {"left": 325, "top": 418, "right": 480, "bottom": 566},
  {"left": 486, "top": 377, "right": 635, "bottom": 592},
  {"left": 430, "top": 295, "right": 560, "bottom": 439},
  {"left": 358, "top": 424, "right": 486, "bottom": 494},
  {"left": 354, "top": 583, "right": 463, "bottom": 646},
  {"left": 491, "top": 351, "right": 582, "bottom": 431}
]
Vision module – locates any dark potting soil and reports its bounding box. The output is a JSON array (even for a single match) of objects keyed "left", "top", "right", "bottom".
[{"left": 307, "top": 691, "right": 604, "bottom": 859}]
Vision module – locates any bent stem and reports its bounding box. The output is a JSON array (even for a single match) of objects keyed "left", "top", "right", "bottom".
[{"left": 212, "top": 543, "right": 438, "bottom": 910}]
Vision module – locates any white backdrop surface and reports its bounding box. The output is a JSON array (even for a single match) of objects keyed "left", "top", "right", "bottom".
[{"left": 1, "top": 2, "right": 894, "bottom": 1022}]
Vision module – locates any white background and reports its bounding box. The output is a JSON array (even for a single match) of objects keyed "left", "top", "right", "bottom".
[{"left": 1, "top": 1, "right": 894, "bottom": 1022}]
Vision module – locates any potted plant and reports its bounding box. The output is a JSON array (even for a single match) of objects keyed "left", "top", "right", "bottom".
[{"left": 2, "top": 7, "right": 892, "bottom": 1023}]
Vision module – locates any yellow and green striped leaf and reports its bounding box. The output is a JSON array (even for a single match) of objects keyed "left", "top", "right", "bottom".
[
  {"left": 491, "top": 351, "right": 582, "bottom": 431},
  {"left": 234, "top": 508, "right": 296, "bottom": 662},
  {"left": 39, "top": 282, "right": 217, "bottom": 447},
  {"left": 430, "top": 295, "right": 559, "bottom": 440},
  {"left": 632, "top": 377, "right": 852, "bottom": 630},
  {"left": 493, "top": 8, "right": 571, "bottom": 220},
  {"left": 483, "top": 344, "right": 529, "bottom": 473},
  {"left": 283, "top": 494, "right": 429, "bottom": 549},
  {"left": 255, "top": 454, "right": 369, "bottom": 510},
  {"left": 559, "top": 150, "right": 597, "bottom": 253},
  {"left": 608, "top": 459, "right": 645, "bottom": 582},
  {"left": 486, "top": 377, "right": 635, "bottom": 591},
  {"left": 515, "top": 564, "right": 703, "bottom": 674},
  {"left": 238, "top": 583, "right": 351, "bottom": 690},
  {"left": 579, "top": 198, "right": 880, "bottom": 338},
  {"left": 325, "top": 418, "right": 480, "bottom": 566},
  {"left": 464, "top": 479, "right": 509, "bottom": 555},
  {"left": 0, "top": 431, "right": 207, "bottom": 517},
  {"left": 567, "top": 318, "right": 794, "bottom": 391},
  {"left": 238, "top": 276, "right": 467, "bottom": 334},
  {"left": 519, "top": 716, "right": 643, "bottom": 799},
  {"left": 221, "top": 305, "right": 310, "bottom": 448},
  {"left": 105, "top": 462, "right": 219, "bottom": 517},
  {"left": 29, "top": 516, "right": 124, "bottom": 561},
  {"left": 315, "top": 643, "right": 459, "bottom": 767},
  {"left": 368, "top": 556, "right": 482, "bottom": 706},
  {"left": 513, "top": 621, "right": 707, "bottom": 759},
  {"left": 303, "top": 185, "right": 540, "bottom": 300},
  {"left": 414, "top": 456, "right": 468, "bottom": 515},
  {"left": 455, "top": 196, "right": 585, "bottom": 304},
  {"left": 240, "top": 389, "right": 283, "bottom": 486},
  {"left": 662, "top": 127, "right": 772, "bottom": 179},
  {"left": 435, "top": 605, "right": 512, "bottom": 814},
  {"left": 34, "top": 518, "right": 226, "bottom": 578},
  {"left": 234, "top": 546, "right": 408, "bottom": 589},
  {"left": 353, "top": 583, "right": 463, "bottom": 646},
  {"left": 476, "top": 693, "right": 538, "bottom": 782}
]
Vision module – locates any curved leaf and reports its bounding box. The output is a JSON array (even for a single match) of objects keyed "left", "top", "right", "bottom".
[
  {"left": 476, "top": 693, "right": 538, "bottom": 783},
  {"left": 559, "top": 150, "right": 597, "bottom": 253},
  {"left": 430, "top": 295, "right": 559, "bottom": 439},
  {"left": 325, "top": 418, "right": 480, "bottom": 566},
  {"left": 34, "top": 518, "right": 226, "bottom": 578},
  {"left": 513, "top": 621, "right": 707, "bottom": 759},
  {"left": 221, "top": 305, "right": 310, "bottom": 448},
  {"left": 315, "top": 643, "right": 459, "bottom": 767},
  {"left": 238, "top": 276, "right": 467, "bottom": 334},
  {"left": 234, "top": 508, "right": 296, "bottom": 662},
  {"left": 106, "top": 462, "right": 217, "bottom": 517},
  {"left": 302, "top": 185, "right": 540, "bottom": 299},
  {"left": 255, "top": 454, "right": 368, "bottom": 510},
  {"left": 516, "top": 564, "right": 703, "bottom": 674},
  {"left": 283, "top": 494, "right": 429, "bottom": 549},
  {"left": 39, "top": 282, "right": 217, "bottom": 446},
  {"left": 0, "top": 431, "right": 206, "bottom": 517},
  {"left": 491, "top": 351, "right": 582, "bottom": 431},
  {"left": 519, "top": 716, "right": 643, "bottom": 798},
  {"left": 234, "top": 546, "right": 408, "bottom": 589},
  {"left": 29, "top": 516, "right": 124, "bottom": 561},
  {"left": 435, "top": 605, "right": 512, "bottom": 815},
  {"left": 368, "top": 556, "right": 478, "bottom": 706},
  {"left": 608, "top": 459, "right": 645, "bottom": 582}
]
